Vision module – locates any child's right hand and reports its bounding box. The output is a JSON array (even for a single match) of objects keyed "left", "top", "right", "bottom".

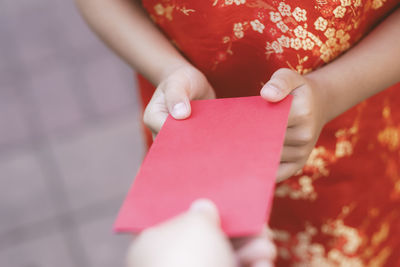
[{"left": 143, "top": 65, "right": 215, "bottom": 135}]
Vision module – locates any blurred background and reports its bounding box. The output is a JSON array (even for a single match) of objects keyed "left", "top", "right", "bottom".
[{"left": 0, "top": 0, "right": 145, "bottom": 266}]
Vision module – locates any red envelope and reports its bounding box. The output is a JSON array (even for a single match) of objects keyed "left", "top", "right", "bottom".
[{"left": 114, "top": 96, "right": 292, "bottom": 237}]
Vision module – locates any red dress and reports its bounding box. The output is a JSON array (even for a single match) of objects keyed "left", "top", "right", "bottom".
[{"left": 137, "top": 0, "right": 400, "bottom": 265}]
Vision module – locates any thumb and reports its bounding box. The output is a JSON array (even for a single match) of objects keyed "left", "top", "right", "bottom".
[
  {"left": 189, "top": 199, "right": 221, "bottom": 226},
  {"left": 161, "top": 78, "right": 192, "bottom": 120},
  {"left": 261, "top": 68, "right": 304, "bottom": 102}
]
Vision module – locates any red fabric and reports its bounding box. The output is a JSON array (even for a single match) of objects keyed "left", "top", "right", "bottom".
[{"left": 138, "top": 0, "right": 400, "bottom": 265}]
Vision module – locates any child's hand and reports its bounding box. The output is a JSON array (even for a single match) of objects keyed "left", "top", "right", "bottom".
[
  {"left": 143, "top": 65, "right": 215, "bottom": 135},
  {"left": 127, "top": 199, "right": 276, "bottom": 267},
  {"left": 261, "top": 68, "right": 328, "bottom": 182}
]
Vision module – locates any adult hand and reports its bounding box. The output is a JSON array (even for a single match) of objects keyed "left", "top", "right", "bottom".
[{"left": 127, "top": 199, "right": 276, "bottom": 267}]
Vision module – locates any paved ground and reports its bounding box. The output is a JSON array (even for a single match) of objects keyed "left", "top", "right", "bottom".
[{"left": 0, "top": 1, "right": 145, "bottom": 266}]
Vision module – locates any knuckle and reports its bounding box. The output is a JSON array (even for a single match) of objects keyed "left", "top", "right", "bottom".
[
  {"left": 270, "top": 68, "right": 298, "bottom": 93},
  {"left": 297, "top": 129, "right": 313, "bottom": 144},
  {"left": 298, "top": 106, "right": 312, "bottom": 119},
  {"left": 273, "top": 68, "right": 293, "bottom": 78},
  {"left": 297, "top": 148, "right": 309, "bottom": 159},
  {"left": 143, "top": 108, "right": 152, "bottom": 127}
]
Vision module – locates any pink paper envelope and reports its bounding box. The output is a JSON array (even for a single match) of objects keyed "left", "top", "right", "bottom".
[{"left": 114, "top": 95, "right": 292, "bottom": 237}]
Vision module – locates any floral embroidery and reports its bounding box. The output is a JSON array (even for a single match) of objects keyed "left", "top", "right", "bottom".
[
  {"left": 372, "top": 0, "right": 386, "bottom": 9},
  {"left": 314, "top": 16, "right": 328, "bottom": 31},
  {"left": 276, "top": 21, "right": 289, "bottom": 33},
  {"left": 294, "top": 25, "right": 307, "bottom": 39},
  {"left": 278, "top": 2, "right": 291, "bottom": 16},
  {"left": 250, "top": 19, "right": 265, "bottom": 33},
  {"left": 378, "top": 127, "right": 400, "bottom": 151},
  {"left": 233, "top": 22, "right": 245, "bottom": 38},
  {"left": 292, "top": 7, "right": 307, "bottom": 22},
  {"left": 269, "top": 11, "right": 282, "bottom": 23},
  {"left": 302, "top": 38, "right": 314, "bottom": 50},
  {"left": 333, "top": 6, "right": 347, "bottom": 18},
  {"left": 225, "top": 0, "right": 246, "bottom": 5},
  {"left": 340, "top": 0, "right": 352, "bottom": 7},
  {"left": 277, "top": 35, "right": 290, "bottom": 48},
  {"left": 324, "top": 27, "right": 336, "bottom": 38},
  {"left": 290, "top": 38, "right": 302, "bottom": 50}
]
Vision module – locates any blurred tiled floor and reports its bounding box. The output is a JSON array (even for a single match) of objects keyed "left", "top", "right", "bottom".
[{"left": 0, "top": 1, "right": 145, "bottom": 266}]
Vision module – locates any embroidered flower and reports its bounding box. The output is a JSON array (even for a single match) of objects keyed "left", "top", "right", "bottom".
[
  {"left": 320, "top": 45, "right": 333, "bottom": 62},
  {"left": 278, "top": 35, "right": 290, "bottom": 48},
  {"left": 290, "top": 38, "right": 302, "bottom": 50},
  {"left": 222, "top": 36, "right": 230, "bottom": 44},
  {"left": 340, "top": 42, "right": 350, "bottom": 51},
  {"left": 335, "top": 140, "right": 353, "bottom": 157},
  {"left": 154, "top": 3, "right": 165, "bottom": 15},
  {"left": 233, "top": 23, "right": 244, "bottom": 39},
  {"left": 234, "top": 0, "right": 246, "bottom": 5},
  {"left": 250, "top": 19, "right": 265, "bottom": 33},
  {"left": 340, "top": 0, "right": 351, "bottom": 7},
  {"left": 326, "top": 37, "right": 337, "bottom": 47},
  {"left": 354, "top": 0, "right": 362, "bottom": 7},
  {"left": 339, "top": 33, "right": 350, "bottom": 44},
  {"left": 333, "top": 6, "right": 346, "bottom": 18},
  {"left": 302, "top": 38, "right": 315, "bottom": 50},
  {"left": 265, "top": 41, "right": 273, "bottom": 53},
  {"left": 269, "top": 11, "right": 282, "bottom": 23},
  {"left": 278, "top": 2, "right": 291, "bottom": 17},
  {"left": 324, "top": 28, "right": 336, "bottom": 39},
  {"left": 271, "top": 41, "right": 283, "bottom": 53},
  {"left": 335, "top": 29, "right": 345, "bottom": 39},
  {"left": 314, "top": 17, "right": 328, "bottom": 31},
  {"left": 225, "top": 0, "right": 246, "bottom": 5},
  {"left": 276, "top": 21, "right": 289, "bottom": 33},
  {"left": 378, "top": 127, "right": 400, "bottom": 151},
  {"left": 372, "top": 0, "right": 384, "bottom": 9},
  {"left": 292, "top": 7, "right": 307, "bottom": 22},
  {"left": 294, "top": 25, "right": 307, "bottom": 39}
]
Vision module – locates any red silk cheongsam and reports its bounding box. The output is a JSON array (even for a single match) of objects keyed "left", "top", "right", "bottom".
[{"left": 137, "top": 1, "right": 400, "bottom": 265}]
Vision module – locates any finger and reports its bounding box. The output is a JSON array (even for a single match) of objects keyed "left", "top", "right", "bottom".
[
  {"left": 284, "top": 127, "right": 314, "bottom": 146},
  {"left": 189, "top": 199, "right": 220, "bottom": 226},
  {"left": 276, "top": 162, "right": 303, "bottom": 182},
  {"left": 236, "top": 237, "right": 277, "bottom": 265},
  {"left": 260, "top": 68, "right": 305, "bottom": 102},
  {"left": 141, "top": 199, "right": 220, "bottom": 237},
  {"left": 161, "top": 77, "right": 191, "bottom": 119},
  {"left": 143, "top": 88, "right": 169, "bottom": 134},
  {"left": 280, "top": 145, "right": 308, "bottom": 162}
]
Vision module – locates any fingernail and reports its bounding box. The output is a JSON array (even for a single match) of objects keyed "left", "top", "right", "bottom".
[
  {"left": 172, "top": 102, "right": 187, "bottom": 119},
  {"left": 261, "top": 84, "right": 281, "bottom": 100},
  {"left": 190, "top": 199, "right": 215, "bottom": 213},
  {"left": 190, "top": 199, "right": 220, "bottom": 223}
]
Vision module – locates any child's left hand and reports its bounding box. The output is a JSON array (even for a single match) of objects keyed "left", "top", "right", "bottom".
[{"left": 261, "top": 68, "right": 328, "bottom": 182}]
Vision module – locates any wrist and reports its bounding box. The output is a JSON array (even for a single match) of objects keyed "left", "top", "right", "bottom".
[
  {"left": 305, "top": 70, "right": 334, "bottom": 126},
  {"left": 157, "top": 60, "right": 193, "bottom": 86}
]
